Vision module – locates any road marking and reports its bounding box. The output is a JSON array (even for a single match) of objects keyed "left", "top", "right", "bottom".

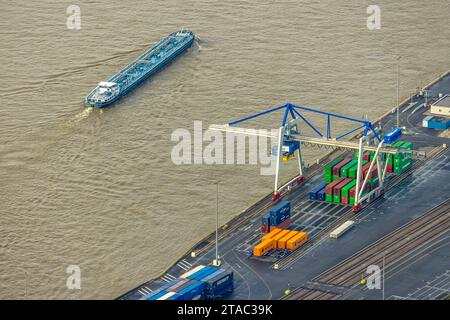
[
  {"left": 411, "top": 103, "right": 425, "bottom": 114},
  {"left": 402, "top": 102, "right": 417, "bottom": 113}
]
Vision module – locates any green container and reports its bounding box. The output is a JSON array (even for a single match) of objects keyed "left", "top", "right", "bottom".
[
  {"left": 325, "top": 193, "right": 333, "bottom": 202},
  {"left": 324, "top": 156, "right": 344, "bottom": 177},
  {"left": 388, "top": 141, "right": 405, "bottom": 165},
  {"left": 341, "top": 160, "right": 357, "bottom": 178},
  {"left": 394, "top": 158, "right": 413, "bottom": 174},
  {"left": 324, "top": 173, "right": 332, "bottom": 183},
  {"left": 369, "top": 176, "right": 379, "bottom": 188},
  {"left": 342, "top": 180, "right": 357, "bottom": 198},
  {"left": 349, "top": 196, "right": 355, "bottom": 205}
]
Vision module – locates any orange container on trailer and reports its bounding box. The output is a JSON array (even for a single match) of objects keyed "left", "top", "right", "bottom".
[
  {"left": 253, "top": 239, "right": 275, "bottom": 257},
  {"left": 261, "top": 228, "right": 282, "bottom": 241},
  {"left": 286, "top": 232, "right": 308, "bottom": 251},
  {"left": 277, "top": 230, "right": 299, "bottom": 249}
]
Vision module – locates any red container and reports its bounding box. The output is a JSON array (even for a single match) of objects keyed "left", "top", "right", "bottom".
[
  {"left": 363, "top": 151, "right": 371, "bottom": 162},
  {"left": 361, "top": 163, "right": 371, "bottom": 178},
  {"left": 333, "top": 178, "right": 353, "bottom": 199},
  {"left": 366, "top": 166, "right": 378, "bottom": 180},
  {"left": 349, "top": 183, "right": 370, "bottom": 197},
  {"left": 332, "top": 159, "right": 351, "bottom": 176},
  {"left": 261, "top": 224, "right": 270, "bottom": 233},
  {"left": 325, "top": 177, "right": 344, "bottom": 195},
  {"left": 342, "top": 196, "right": 349, "bottom": 204},
  {"left": 387, "top": 165, "right": 393, "bottom": 173}
]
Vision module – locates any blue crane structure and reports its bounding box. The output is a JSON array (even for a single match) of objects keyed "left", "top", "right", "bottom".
[{"left": 210, "top": 103, "right": 420, "bottom": 211}]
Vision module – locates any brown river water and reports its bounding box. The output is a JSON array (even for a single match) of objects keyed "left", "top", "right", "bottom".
[{"left": 0, "top": 0, "right": 449, "bottom": 299}]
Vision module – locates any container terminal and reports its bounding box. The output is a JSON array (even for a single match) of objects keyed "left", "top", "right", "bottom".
[
  {"left": 119, "top": 70, "right": 450, "bottom": 301},
  {"left": 84, "top": 29, "right": 195, "bottom": 108}
]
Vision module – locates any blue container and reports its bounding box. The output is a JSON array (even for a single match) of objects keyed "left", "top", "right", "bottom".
[
  {"left": 146, "top": 290, "right": 169, "bottom": 300},
  {"left": 191, "top": 267, "right": 217, "bottom": 281},
  {"left": 383, "top": 128, "right": 402, "bottom": 144},
  {"left": 428, "top": 117, "right": 450, "bottom": 130},
  {"left": 205, "top": 270, "right": 234, "bottom": 299},
  {"left": 166, "top": 293, "right": 181, "bottom": 300},
  {"left": 309, "top": 183, "right": 326, "bottom": 200},
  {"left": 201, "top": 269, "right": 224, "bottom": 283},
  {"left": 317, "top": 187, "right": 326, "bottom": 201},
  {"left": 184, "top": 266, "right": 207, "bottom": 280},
  {"left": 261, "top": 212, "right": 271, "bottom": 227},
  {"left": 269, "top": 201, "right": 291, "bottom": 225}
]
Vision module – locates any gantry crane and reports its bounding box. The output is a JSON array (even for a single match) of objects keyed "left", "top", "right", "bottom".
[{"left": 210, "top": 103, "right": 425, "bottom": 212}]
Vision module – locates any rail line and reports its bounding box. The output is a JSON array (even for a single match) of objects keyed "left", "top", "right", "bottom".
[
  {"left": 282, "top": 287, "right": 338, "bottom": 300},
  {"left": 312, "top": 198, "right": 449, "bottom": 288},
  {"left": 275, "top": 145, "right": 447, "bottom": 269}
]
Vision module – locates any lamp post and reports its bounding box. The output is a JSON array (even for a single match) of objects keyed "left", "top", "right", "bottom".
[
  {"left": 396, "top": 56, "right": 401, "bottom": 128},
  {"left": 213, "top": 182, "right": 221, "bottom": 266}
]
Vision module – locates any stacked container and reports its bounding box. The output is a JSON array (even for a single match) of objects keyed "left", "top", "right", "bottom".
[
  {"left": 261, "top": 201, "right": 291, "bottom": 233},
  {"left": 324, "top": 156, "right": 344, "bottom": 183},
  {"left": 388, "top": 141, "right": 413, "bottom": 174},
  {"left": 325, "top": 177, "right": 344, "bottom": 202}
]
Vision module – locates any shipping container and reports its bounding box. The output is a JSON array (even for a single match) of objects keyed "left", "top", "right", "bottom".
[
  {"left": 253, "top": 238, "right": 275, "bottom": 257},
  {"left": 354, "top": 151, "right": 371, "bottom": 162},
  {"left": 325, "top": 177, "right": 344, "bottom": 202},
  {"left": 261, "top": 212, "right": 271, "bottom": 233},
  {"left": 272, "top": 229, "right": 291, "bottom": 244},
  {"left": 330, "top": 220, "right": 355, "bottom": 239},
  {"left": 332, "top": 159, "right": 352, "bottom": 180},
  {"left": 157, "top": 291, "right": 177, "bottom": 300},
  {"left": 422, "top": 115, "right": 433, "bottom": 128},
  {"left": 286, "top": 232, "right": 308, "bottom": 250},
  {"left": 333, "top": 178, "right": 353, "bottom": 203},
  {"left": 427, "top": 116, "right": 450, "bottom": 130},
  {"left": 190, "top": 266, "right": 218, "bottom": 281},
  {"left": 309, "top": 183, "right": 326, "bottom": 200},
  {"left": 324, "top": 156, "right": 344, "bottom": 183},
  {"left": 177, "top": 281, "right": 207, "bottom": 300},
  {"left": 341, "top": 160, "right": 358, "bottom": 178},
  {"left": 341, "top": 180, "right": 357, "bottom": 204},
  {"left": 394, "top": 158, "right": 413, "bottom": 174},
  {"left": 181, "top": 265, "right": 206, "bottom": 279},
  {"left": 270, "top": 218, "right": 291, "bottom": 231},
  {"left": 317, "top": 188, "right": 326, "bottom": 201},
  {"left": 269, "top": 201, "right": 291, "bottom": 226},
  {"left": 261, "top": 228, "right": 282, "bottom": 241},
  {"left": 201, "top": 269, "right": 224, "bottom": 283},
  {"left": 349, "top": 161, "right": 368, "bottom": 178},
  {"left": 167, "top": 278, "right": 189, "bottom": 292},
  {"left": 146, "top": 290, "right": 169, "bottom": 300},
  {"left": 277, "top": 230, "right": 299, "bottom": 249}
]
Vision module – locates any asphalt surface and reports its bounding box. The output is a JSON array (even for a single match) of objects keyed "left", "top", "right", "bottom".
[{"left": 119, "top": 72, "right": 450, "bottom": 300}]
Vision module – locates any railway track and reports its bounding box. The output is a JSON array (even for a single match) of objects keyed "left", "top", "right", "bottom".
[
  {"left": 275, "top": 145, "right": 447, "bottom": 269},
  {"left": 282, "top": 287, "right": 338, "bottom": 300},
  {"left": 312, "top": 198, "right": 450, "bottom": 288}
]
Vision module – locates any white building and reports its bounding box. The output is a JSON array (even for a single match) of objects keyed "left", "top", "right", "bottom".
[{"left": 430, "top": 95, "right": 450, "bottom": 117}]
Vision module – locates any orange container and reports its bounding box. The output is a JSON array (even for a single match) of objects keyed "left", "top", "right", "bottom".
[
  {"left": 253, "top": 239, "right": 275, "bottom": 257},
  {"left": 277, "top": 231, "right": 299, "bottom": 249},
  {"left": 271, "top": 229, "right": 291, "bottom": 246},
  {"left": 261, "top": 228, "right": 282, "bottom": 241},
  {"left": 286, "top": 232, "right": 308, "bottom": 251}
]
